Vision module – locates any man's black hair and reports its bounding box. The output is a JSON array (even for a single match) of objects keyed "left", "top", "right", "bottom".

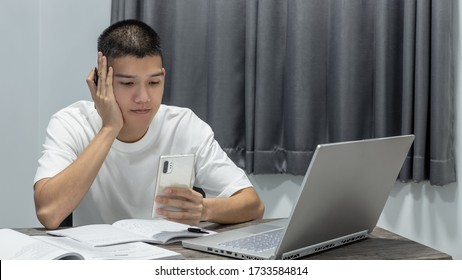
[{"left": 97, "top": 19, "right": 162, "bottom": 60}]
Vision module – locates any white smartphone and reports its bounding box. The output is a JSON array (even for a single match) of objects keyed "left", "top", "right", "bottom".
[{"left": 152, "top": 154, "right": 195, "bottom": 218}]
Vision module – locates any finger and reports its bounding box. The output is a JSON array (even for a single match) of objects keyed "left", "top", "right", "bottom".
[
  {"left": 156, "top": 195, "right": 196, "bottom": 210},
  {"left": 106, "top": 66, "right": 113, "bottom": 93},
  {"left": 164, "top": 187, "right": 202, "bottom": 203},
  {"left": 159, "top": 209, "right": 201, "bottom": 226},
  {"left": 96, "top": 52, "right": 103, "bottom": 79},
  {"left": 96, "top": 52, "right": 104, "bottom": 98},
  {"left": 101, "top": 55, "right": 107, "bottom": 81},
  {"left": 159, "top": 199, "right": 203, "bottom": 224},
  {"left": 97, "top": 51, "right": 103, "bottom": 72}
]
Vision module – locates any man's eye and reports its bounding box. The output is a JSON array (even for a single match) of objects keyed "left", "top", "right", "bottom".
[
  {"left": 149, "top": 81, "right": 160, "bottom": 85},
  {"left": 120, "top": 82, "right": 134, "bottom": 86}
]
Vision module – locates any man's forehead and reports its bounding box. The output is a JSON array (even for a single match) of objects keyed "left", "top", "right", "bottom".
[
  {"left": 108, "top": 55, "right": 162, "bottom": 67},
  {"left": 109, "top": 55, "right": 163, "bottom": 78}
]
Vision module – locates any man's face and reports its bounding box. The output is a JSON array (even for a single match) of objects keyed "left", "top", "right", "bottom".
[{"left": 109, "top": 55, "right": 165, "bottom": 142}]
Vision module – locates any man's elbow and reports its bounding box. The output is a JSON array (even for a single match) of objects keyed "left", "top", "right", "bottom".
[
  {"left": 253, "top": 198, "right": 265, "bottom": 220},
  {"left": 243, "top": 192, "right": 265, "bottom": 221},
  {"left": 36, "top": 207, "right": 63, "bottom": 230},
  {"left": 243, "top": 187, "right": 265, "bottom": 221},
  {"left": 34, "top": 180, "right": 65, "bottom": 229}
]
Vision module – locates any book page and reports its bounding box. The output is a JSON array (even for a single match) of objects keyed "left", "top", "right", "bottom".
[
  {"left": 113, "top": 219, "right": 190, "bottom": 237},
  {"left": 47, "top": 224, "right": 146, "bottom": 247},
  {"left": 47, "top": 219, "right": 214, "bottom": 246},
  {"left": 0, "top": 229, "right": 82, "bottom": 260},
  {"left": 36, "top": 236, "right": 183, "bottom": 260},
  {"left": 113, "top": 219, "right": 215, "bottom": 244}
]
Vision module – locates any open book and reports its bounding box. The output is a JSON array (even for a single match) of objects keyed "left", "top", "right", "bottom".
[
  {"left": 46, "top": 218, "right": 214, "bottom": 247},
  {"left": 0, "top": 228, "right": 183, "bottom": 260}
]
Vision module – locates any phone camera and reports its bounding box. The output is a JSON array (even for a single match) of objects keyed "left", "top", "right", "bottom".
[{"left": 163, "top": 160, "right": 169, "bottom": 173}]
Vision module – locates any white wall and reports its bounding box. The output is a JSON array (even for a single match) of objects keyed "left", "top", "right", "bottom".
[
  {"left": 0, "top": 0, "right": 111, "bottom": 228},
  {"left": 37, "top": 0, "right": 112, "bottom": 149},
  {"left": 0, "top": 0, "right": 40, "bottom": 228},
  {"left": 0, "top": 0, "right": 460, "bottom": 260}
]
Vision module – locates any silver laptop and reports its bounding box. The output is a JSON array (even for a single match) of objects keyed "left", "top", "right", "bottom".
[{"left": 182, "top": 135, "right": 415, "bottom": 260}]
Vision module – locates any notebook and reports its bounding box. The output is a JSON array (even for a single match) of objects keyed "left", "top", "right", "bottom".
[{"left": 182, "top": 135, "right": 415, "bottom": 260}]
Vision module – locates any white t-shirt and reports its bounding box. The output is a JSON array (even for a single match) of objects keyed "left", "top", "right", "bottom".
[{"left": 34, "top": 101, "right": 252, "bottom": 225}]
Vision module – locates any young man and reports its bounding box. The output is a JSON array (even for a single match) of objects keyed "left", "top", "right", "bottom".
[{"left": 34, "top": 19, "right": 264, "bottom": 229}]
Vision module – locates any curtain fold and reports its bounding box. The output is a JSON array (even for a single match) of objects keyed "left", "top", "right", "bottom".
[{"left": 111, "top": 0, "right": 456, "bottom": 186}]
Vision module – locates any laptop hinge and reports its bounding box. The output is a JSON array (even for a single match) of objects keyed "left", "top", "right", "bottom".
[{"left": 280, "top": 230, "right": 369, "bottom": 260}]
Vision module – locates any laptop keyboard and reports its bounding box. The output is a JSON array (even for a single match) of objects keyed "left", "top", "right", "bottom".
[{"left": 218, "top": 229, "right": 284, "bottom": 252}]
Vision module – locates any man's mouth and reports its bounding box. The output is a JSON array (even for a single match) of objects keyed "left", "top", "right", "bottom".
[{"left": 132, "top": 109, "right": 151, "bottom": 114}]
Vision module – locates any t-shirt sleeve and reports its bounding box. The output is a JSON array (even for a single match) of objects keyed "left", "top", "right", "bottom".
[
  {"left": 33, "top": 113, "right": 85, "bottom": 185},
  {"left": 191, "top": 117, "right": 252, "bottom": 198}
]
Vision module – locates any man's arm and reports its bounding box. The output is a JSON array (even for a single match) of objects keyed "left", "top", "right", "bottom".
[
  {"left": 34, "top": 126, "right": 118, "bottom": 229},
  {"left": 203, "top": 187, "right": 265, "bottom": 224},
  {"left": 155, "top": 187, "right": 265, "bottom": 225},
  {"left": 34, "top": 54, "right": 122, "bottom": 229}
]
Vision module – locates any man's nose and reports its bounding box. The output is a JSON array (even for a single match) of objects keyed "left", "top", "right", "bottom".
[{"left": 134, "top": 85, "right": 150, "bottom": 102}]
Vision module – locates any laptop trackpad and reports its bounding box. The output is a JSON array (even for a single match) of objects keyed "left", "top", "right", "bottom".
[{"left": 239, "top": 224, "right": 283, "bottom": 234}]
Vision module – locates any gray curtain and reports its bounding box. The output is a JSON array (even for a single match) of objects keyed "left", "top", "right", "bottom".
[{"left": 111, "top": 0, "right": 456, "bottom": 186}]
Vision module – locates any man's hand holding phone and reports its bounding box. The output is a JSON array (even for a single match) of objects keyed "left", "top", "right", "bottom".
[
  {"left": 153, "top": 154, "right": 203, "bottom": 225},
  {"left": 155, "top": 186, "right": 205, "bottom": 226}
]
